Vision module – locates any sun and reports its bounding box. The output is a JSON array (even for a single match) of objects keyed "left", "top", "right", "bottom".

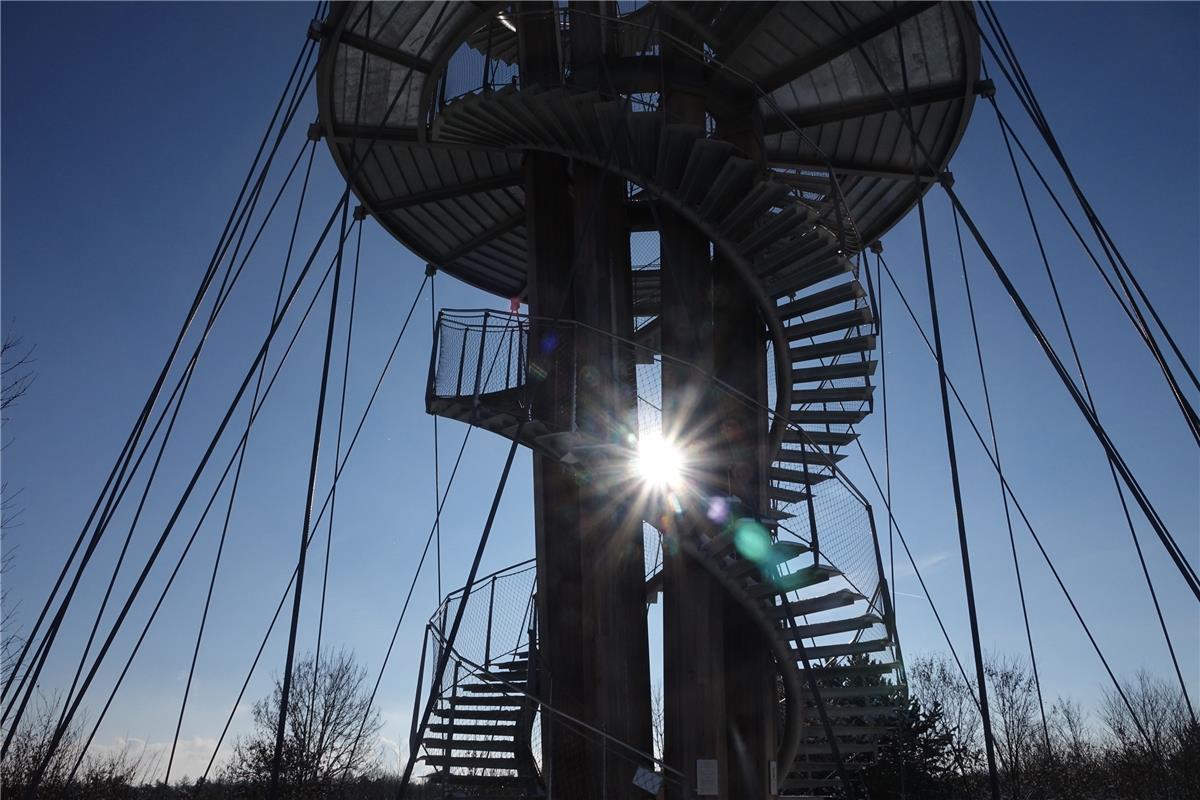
[{"left": 635, "top": 434, "right": 685, "bottom": 490}]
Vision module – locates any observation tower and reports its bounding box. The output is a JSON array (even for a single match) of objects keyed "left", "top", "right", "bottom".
[{"left": 313, "top": 2, "right": 982, "bottom": 797}]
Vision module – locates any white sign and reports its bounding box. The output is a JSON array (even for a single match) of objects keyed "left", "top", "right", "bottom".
[
  {"left": 696, "top": 758, "right": 719, "bottom": 795},
  {"left": 633, "top": 766, "right": 665, "bottom": 795},
  {"left": 769, "top": 760, "right": 778, "bottom": 796}
]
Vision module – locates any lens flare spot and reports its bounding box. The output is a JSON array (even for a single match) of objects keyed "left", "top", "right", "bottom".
[
  {"left": 707, "top": 496, "right": 730, "bottom": 524},
  {"left": 733, "top": 519, "right": 771, "bottom": 563}
]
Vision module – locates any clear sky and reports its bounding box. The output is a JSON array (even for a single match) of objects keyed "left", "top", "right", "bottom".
[{"left": 2, "top": 1, "right": 1197, "bottom": 782}]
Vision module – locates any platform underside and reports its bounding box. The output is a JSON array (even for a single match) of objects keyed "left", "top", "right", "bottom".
[{"left": 317, "top": 1, "right": 980, "bottom": 298}]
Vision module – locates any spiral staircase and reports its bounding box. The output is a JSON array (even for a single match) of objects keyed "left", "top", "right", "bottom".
[
  {"left": 422, "top": 311, "right": 901, "bottom": 797},
  {"left": 315, "top": 2, "right": 980, "bottom": 795}
]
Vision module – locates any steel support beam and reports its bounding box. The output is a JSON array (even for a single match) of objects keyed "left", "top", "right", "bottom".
[
  {"left": 762, "top": 79, "right": 969, "bottom": 135},
  {"left": 334, "top": 27, "right": 435, "bottom": 73},
  {"left": 441, "top": 214, "right": 523, "bottom": 263},
  {"left": 373, "top": 173, "right": 523, "bottom": 211},
  {"left": 327, "top": 124, "right": 509, "bottom": 152},
  {"left": 769, "top": 161, "right": 937, "bottom": 183},
  {"left": 755, "top": 1, "right": 936, "bottom": 93}
]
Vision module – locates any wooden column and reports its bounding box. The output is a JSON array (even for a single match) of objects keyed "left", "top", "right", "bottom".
[
  {"left": 659, "top": 21, "right": 729, "bottom": 800},
  {"left": 714, "top": 102, "right": 777, "bottom": 800},
  {"left": 569, "top": 4, "right": 654, "bottom": 797},
  {"left": 519, "top": 7, "right": 592, "bottom": 797}
]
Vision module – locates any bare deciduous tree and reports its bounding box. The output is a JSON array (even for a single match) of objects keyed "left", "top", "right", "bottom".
[
  {"left": 1100, "top": 669, "right": 1199, "bottom": 799},
  {"left": 1, "top": 334, "right": 35, "bottom": 418},
  {"left": 984, "top": 651, "right": 1041, "bottom": 799},
  {"left": 907, "top": 652, "right": 984, "bottom": 782},
  {"left": 1, "top": 333, "right": 34, "bottom": 682},
  {"left": 1, "top": 691, "right": 147, "bottom": 796},
  {"left": 890, "top": 652, "right": 1198, "bottom": 799},
  {"left": 225, "top": 648, "right": 383, "bottom": 795}
]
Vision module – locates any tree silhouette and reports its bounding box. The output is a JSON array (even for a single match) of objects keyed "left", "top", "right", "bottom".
[{"left": 225, "top": 648, "right": 383, "bottom": 796}]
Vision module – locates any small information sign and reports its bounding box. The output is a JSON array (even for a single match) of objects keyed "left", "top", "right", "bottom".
[
  {"left": 633, "top": 766, "right": 664, "bottom": 795},
  {"left": 696, "top": 758, "right": 719, "bottom": 795}
]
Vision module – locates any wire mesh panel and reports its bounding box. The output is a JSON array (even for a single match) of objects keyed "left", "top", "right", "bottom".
[
  {"left": 428, "top": 310, "right": 893, "bottom": 633},
  {"left": 430, "top": 561, "right": 537, "bottom": 670},
  {"left": 424, "top": 309, "right": 905, "bottom": 792}
]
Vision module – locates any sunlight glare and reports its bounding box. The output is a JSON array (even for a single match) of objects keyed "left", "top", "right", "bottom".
[{"left": 635, "top": 435, "right": 684, "bottom": 490}]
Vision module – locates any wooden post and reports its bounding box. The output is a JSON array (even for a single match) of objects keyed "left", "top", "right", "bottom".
[
  {"left": 519, "top": 5, "right": 592, "bottom": 797},
  {"left": 714, "top": 102, "right": 777, "bottom": 800},
  {"left": 659, "top": 18, "right": 730, "bottom": 800},
  {"left": 570, "top": 4, "right": 654, "bottom": 797}
]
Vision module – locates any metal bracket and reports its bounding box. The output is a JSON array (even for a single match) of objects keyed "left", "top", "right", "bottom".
[
  {"left": 307, "top": 20, "right": 325, "bottom": 42},
  {"left": 353, "top": 205, "right": 367, "bottom": 221},
  {"left": 306, "top": 122, "right": 323, "bottom": 142},
  {"left": 425, "top": 263, "right": 438, "bottom": 277},
  {"left": 868, "top": 241, "right": 884, "bottom": 254}
]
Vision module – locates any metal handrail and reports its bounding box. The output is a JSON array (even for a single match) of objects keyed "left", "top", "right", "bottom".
[
  {"left": 425, "top": 616, "right": 692, "bottom": 794},
  {"left": 435, "top": 307, "right": 875, "bottom": 507}
]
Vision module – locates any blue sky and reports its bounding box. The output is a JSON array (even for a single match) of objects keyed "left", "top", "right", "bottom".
[{"left": 3, "top": 1, "right": 1197, "bottom": 781}]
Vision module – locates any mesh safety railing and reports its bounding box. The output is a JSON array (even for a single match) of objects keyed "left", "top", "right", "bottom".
[
  {"left": 427, "top": 310, "right": 898, "bottom": 670},
  {"left": 415, "top": 557, "right": 690, "bottom": 797}
]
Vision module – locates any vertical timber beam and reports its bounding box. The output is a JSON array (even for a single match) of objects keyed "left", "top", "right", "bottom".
[
  {"left": 569, "top": 4, "right": 654, "bottom": 797},
  {"left": 714, "top": 102, "right": 777, "bottom": 800},
  {"left": 519, "top": 6, "right": 590, "bottom": 797},
  {"left": 659, "top": 19, "right": 729, "bottom": 800}
]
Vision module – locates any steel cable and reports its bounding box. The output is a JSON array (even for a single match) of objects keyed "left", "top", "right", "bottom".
[
  {"left": 2, "top": 47, "right": 319, "bottom": 747},
  {"left": 0, "top": 32, "right": 318, "bottom": 713},
  {"left": 198, "top": 273, "right": 430, "bottom": 783},
  {"left": 165, "top": 139, "right": 321, "bottom": 783},
  {"left": 950, "top": 204, "right": 1052, "bottom": 753},
  {"left": 873, "top": 252, "right": 1158, "bottom": 751},
  {"left": 978, "top": 2, "right": 1200, "bottom": 400},
  {"left": 815, "top": 0, "right": 1200, "bottom": 606},
  {"left": 986, "top": 97, "right": 1195, "bottom": 723},
  {"left": 68, "top": 226, "right": 357, "bottom": 781}
]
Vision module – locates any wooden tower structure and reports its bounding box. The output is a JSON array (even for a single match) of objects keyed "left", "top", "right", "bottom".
[{"left": 314, "top": 2, "right": 981, "bottom": 797}]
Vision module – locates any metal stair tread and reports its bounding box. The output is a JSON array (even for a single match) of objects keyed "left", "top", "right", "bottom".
[
  {"left": 787, "top": 409, "right": 869, "bottom": 425},
  {"left": 442, "top": 695, "right": 525, "bottom": 707},
  {"left": 773, "top": 447, "right": 847, "bottom": 466},
  {"left": 777, "top": 281, "right": 866, "bottom": 320},
  {"left": 770, "top": 465, "right": 833, "bottom": 485},
  {"left": 792, "top": 359, "right": 878, "bottom": 383},
  {"left": 792, "top": 385, "right": 874, "bottom": 404},
  {"left": 423, "top": 754, "right": 521, "bottom": 770},
  {"left": 789, "top": 334, "right": 876, "bottom": 364},
  {"left": 422, "top": 737, "right": 519, "bottom": 753},
  {"left": 786, "top": 613, "right": 883, "bottom": 640},
  {"left": 785, "top": 308, "right": 873, "bottom": 342},
  {"left": 769, "top": 485, "right": 811, "bottom": 504},
  {"left": 793, "top": 637, "right": 890, "bottom": 661},
  {"left": 755, "top": 564, "right": 840, "bottom": 595},
  {"left": 768, "top": 588, "right": 865, "bottom": 619},
  {"left": 433, "top": 708, "right": 522, "bottom": 721},
  {"left": 782, "top": 428, "right": 858, "bottom": 447},
  {"left": 428, "top": 722, "right": 519, "bottom": 737}
]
